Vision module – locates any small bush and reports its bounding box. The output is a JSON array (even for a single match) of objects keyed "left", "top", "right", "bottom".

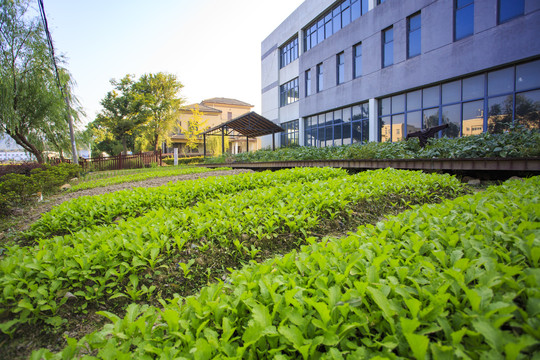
[
  {"left": 0, "top": 163, "right": 80, "bottom": 217},
  {"left": 0, "top": 162, "right": 46, "bottom": 177}
]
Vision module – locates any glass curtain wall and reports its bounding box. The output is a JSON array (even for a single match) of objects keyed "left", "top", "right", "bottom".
[
  {"left": 378, "top": 59, "right": 540, "bottom": 141},
  {"left": 280, "top": 120, "right": 299, "bottom": 147},
  {"left": 304, "top": 102, "right": 369, "bottom": 147}
]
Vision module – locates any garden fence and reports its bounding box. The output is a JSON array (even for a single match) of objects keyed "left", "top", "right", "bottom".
[{"left": 49, "top": 151, "right": 162, "bottom": 172}]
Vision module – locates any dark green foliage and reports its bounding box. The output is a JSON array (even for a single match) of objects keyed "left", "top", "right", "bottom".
[
  {"left": 205, "top": 127, "right": 540, "bottom": 163},
  {"left": 0, "top": 163, "right": 80, "bottom": 216}
]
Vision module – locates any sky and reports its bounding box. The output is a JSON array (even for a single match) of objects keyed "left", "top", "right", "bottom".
[{"left": 39, "top": 0, "right": 305, "bottom": 127}]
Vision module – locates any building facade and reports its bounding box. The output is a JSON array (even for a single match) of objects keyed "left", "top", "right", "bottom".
[
  {"left": 261, "top": 0, "right": 540, "bottom": 148},
  {"left": 168, "top": 98, "right": 260, "bottom": 155}
]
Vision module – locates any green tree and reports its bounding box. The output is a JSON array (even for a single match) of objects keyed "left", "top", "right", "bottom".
[
  {"left": 0, "top": 0, "right": 80, "bottom": 163},
  {"left": 182, "top": 105, "right": 208, "bottom": 153},
  {"left": 135, "top": 72, "right": 184, "bottom": 151},
  {"left": 91, "top": 75, "right": 144, "bottom": 155}
]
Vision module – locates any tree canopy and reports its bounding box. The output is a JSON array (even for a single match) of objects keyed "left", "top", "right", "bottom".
[{"left": 0, "top": 0, "right": 81, "bottom": 163}]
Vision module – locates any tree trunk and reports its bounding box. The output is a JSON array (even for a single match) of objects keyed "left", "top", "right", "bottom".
[
  {"left": 5, "top": 127, "right": 45, "bottom": 163},
  {"left": 122, "top": 136, "right": 128, "bottom": 155}
]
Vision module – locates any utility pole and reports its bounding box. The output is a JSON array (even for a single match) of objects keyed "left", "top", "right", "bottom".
[{"left": 64, "top": 85, "right": 78, "bottom": 164}]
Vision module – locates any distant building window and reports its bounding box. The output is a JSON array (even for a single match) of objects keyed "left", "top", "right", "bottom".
[
  {"left": 337, "top": 52, "right": 345, "bottom": 85},
  {"left": 279, "top": 78, "right": 299, "bottom": 107},
  {"left": 303, "top": 0, "right": 367, "bottom": 52},
  {"left": 455, "top": 0, "right": 474, "bottom": 40},
  {"left": 377, "top": 0, "right": 385, "bottom": 4},
  {"left": 227, "top": 112, "right": 233, "bottom": 120},
  {"left": 498, "top": 0, "right": 524, "bottom": 24},
  {"left": 305, "top": 69, "right": 312, "bottom": 96},
  {"left": 317, "top": 63, "right": 324, "bottom": 92},
  {"left": 382, "top": 27, "right": 393, "bottom": 68},
  {"left": 407, "top": 12, "right": 421, "bottom": 58},
  {"left": 354, "top": 43, "right": 362, "bottom": 78},
  {"left": 280, "top": 119, "right": 299, "bottom": 147},
  {"left": 279, "top": 37, "right": 298, "bottom": 68}
]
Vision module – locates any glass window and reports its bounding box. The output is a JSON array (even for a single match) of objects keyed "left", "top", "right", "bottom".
[
  {"left": 334, "top": 123, "right": 343, "bottom": 145},
  {"left": 362, "top": 102, "right": 369, "bottom": 119},
  {"left": 423, "top": 86, "right": 440, "bottom": 108},
  {"left": 351, "top": 0, "right": 361, "bottom": 21},
  {"left": 392, "top": 114, "right": 405, "bottom": 142},
  {"left": 352, "top": 104, "right": 363, "bottom": 120},
  {"left": 380, "top": 116, "right": 391, "bottom": 142},
  {"left": 488, "top": 67, "right": 514, "bottom": 96},
  {"left": 342, "top": 2, "right": 351, "bottom": 28},
  {"left": 408, "top": 12, "right": 421, "bottom": 58},
  {"left": 279, "top": 78, "right": 299, "bottom": 107},
  {"left": 383, "top": 27, "right": 393, "bottom": 68},
  {"left": 442, "top": 104, "right": 461, "bottom": 138},
  {"left": 488, "top": 95, "right": 513, "bottom": 133},
  {"left": 463, "top": 74, "right": 485, "bottom": 100},
  {"left": 515, "top": 90, "right": 540, "bottom": 130},
  {"left": 354, "top": 43, "right": 362, "bottom": 79},
  {"left": 281, "top": 120, "right": 299, "bottom": 147},
  {"left": 462, "top": 100, "right": 484, "bottom": 136},
  {"left": 305, "top": 69, "right": 312, "bottom": 97},
  {"left": 498, "top": 0, "right": 525, "bottom": 24},
  {"left": 392, "top": 94, "right": 405, "bottom": 114},
  {"left": 279, "top": 37, "right": 298, "bottom": 69},
  {"left": 407, "top": 90, "right": 422, "bottom": 110},
  {"left": 334, "top": 109, "right": 343, "bottom": 124},
  {"left": 325, "top": 126, "right": 334, "bottom": 147},
  {"left": 516, "top": 60, "right": 540, "bottom": 91},
  {"left": 317, "top": 63, "right": 324, "bottom": 92},
  {"left": 361, "top": 119, "right": 369, "bottom": 143},
  {"left": 455, "top": 0, "right": 474, "bottom": 40},
  {"left": 407, "top": 111, "right": 422, "bottom": 134},
  {"left": 423, "top": 108, "right": 440, "bottom": 129},
  {"left": 337, "top": 52, "right": 345, "bottom": 85},
  {"left": 442, "top": 80, "right": 461, "bottom": 104},
  {"left": 352, "top": 121, "right": 362, "bottom": 143},
  {"left": 380, "top": 97, "right": 391, "bottom": 116},
  {"left": 343, "top": 121, "right": 352, "bottom": 144},
  {"left": 343, "top": 107, "right": 351, "bottom": 123},
  {"left": 361, "top": 0, "right": 369, "bottom": 15}
]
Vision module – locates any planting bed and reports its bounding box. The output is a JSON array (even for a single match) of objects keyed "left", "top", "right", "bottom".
[{"left": 2, "top": 168, "right": 537, "bottom": 359}]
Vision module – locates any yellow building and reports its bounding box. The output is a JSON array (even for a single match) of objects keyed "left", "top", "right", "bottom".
[{"left": 168, "top": 98, "right": 261, "bottom": 155}]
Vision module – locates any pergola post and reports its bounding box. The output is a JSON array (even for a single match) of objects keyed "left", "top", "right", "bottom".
[
  {"left": 272, "top": 131, "right": 276, "bottom": 151},
  {"left": 246, "top": 135, "right": 249, "bottom": 153},
  {"left": 221, "top": 127, "right": 225, "bottom": 155},
  {"left": 203, "top": 133, "right": 206, "bottom": 158}
]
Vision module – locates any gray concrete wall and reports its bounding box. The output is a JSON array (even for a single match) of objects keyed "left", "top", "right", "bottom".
[{"left": 261, "top": 0, "right": 540, "bottom": 148}]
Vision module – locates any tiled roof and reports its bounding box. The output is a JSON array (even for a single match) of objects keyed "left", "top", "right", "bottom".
[
  {"left": 182, "top": 103, "right": 221, "bottom": 113},
  {"left": 201, "top": 98, "right": 254, "bottom": 107}
]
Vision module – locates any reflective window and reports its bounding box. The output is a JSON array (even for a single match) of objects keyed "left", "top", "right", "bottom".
[
  {"left": 380, "top": 97, "right": 391, "bottom": 116},
  {"left": 423, "top": 108, "right": 440, "bottom": 129},
  {"left": 392, "top": 94, "right": 405, "bottom": 114},
  {"left": 488, "top": 67, "right": 514, "bottom": 96},
  {"left": 442, "top": 80, "right": 461, "bottom": 104},
  {"left": 280, "top": 120, "right": 299, "bottom": 147},
  {"left": 442, "top": 104, "right": 461, "bottom": 138},
  {"left": 392, "top": 114, "right": 405, "bottom": 142},
  {"left": 488, "top": 95, "right": 513, "bottom": 133},
  {"left": 516, "top": 60, "right": 540, "bottom": 91},
  {"left": 455, "top": 0, "right": 474, "bottom": 40},
  {"left": 317, "top": 63, "right": 324, "bottom": 92},
  {"left": 279, "top": 78, "right": 299, "bottom": 107},
  {"left": 463, "top": 74, "right": 485, "bottom": 100},
  {"left": 407, "top": 111, "right": 422, "bottom": 133},
  {"left": 407, "top": 90, "right": 422, "bottom": 110},
  {"left": 354, "top": 43, "right": 362, "bottom": 79},
  {"left": 305, "top": 69, "right": 312, "bottom": 97},
  {"left": 498, "top": 0, "right": 524, "bottom": 24},
  {"left": 337, "top": 52, "right": 345, "bottom": 85},
  {"left": 515, "top": 90, "right": 540, "bottom": 130},
  {"left": 279, "top": 37, "right": 298, "bottom": 69},
  {"left": 462, "top": 100, "right": 484, "bottom": 136},
  {"left": 423, "top": 86, "right": 440, "bottom": 108},
  {"left": 304, "top": 0, "right": 368, "bottom": 52},
  {"left": 408, "top": 12, "right": 421, "bottom": 58},
  {"left": 383, "top": 27, "right": 393, "bottom": 68}
]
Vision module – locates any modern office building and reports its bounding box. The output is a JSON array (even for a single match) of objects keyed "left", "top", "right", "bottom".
[{"left": 260, "top": 0, "right": 540, "bottom": 148}]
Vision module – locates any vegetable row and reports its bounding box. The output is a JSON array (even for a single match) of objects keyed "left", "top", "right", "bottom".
[
  {"left": 33, "top": 176, "right": 540, "bottom": 359},
  {"left": 27, "top": 167, "right": 347, "bottom": 239},
  {"left": 1, "top": 169, "right": 465, "bottom": 335}
]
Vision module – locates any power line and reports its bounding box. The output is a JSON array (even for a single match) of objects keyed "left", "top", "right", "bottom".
[{"left": 36, "top": 0, "right": 78, "bottom": 163}]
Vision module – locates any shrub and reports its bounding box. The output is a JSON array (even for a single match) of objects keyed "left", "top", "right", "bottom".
[
  {"left": 0, "top": 162, "right": 46, "bottom": 177},
  {"left": 162, "top": 156, "right": 204, "bottom": 165}
]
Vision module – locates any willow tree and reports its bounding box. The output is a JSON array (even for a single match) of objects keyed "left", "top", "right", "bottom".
[
  {"left": 0, "top": 0, "right": 80, "bottom": 163},
  {"left": 135, "top": 72, "right": 184, "bottom": 151}
]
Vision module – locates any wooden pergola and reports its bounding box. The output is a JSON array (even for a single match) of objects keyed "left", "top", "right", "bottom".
[{"left": 202, "top": 112, "right": 284, "bottom": 157}]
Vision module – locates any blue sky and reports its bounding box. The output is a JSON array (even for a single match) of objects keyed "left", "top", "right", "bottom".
[{"left": 40, "top": 0, "right": 304, "bottom": 126}]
